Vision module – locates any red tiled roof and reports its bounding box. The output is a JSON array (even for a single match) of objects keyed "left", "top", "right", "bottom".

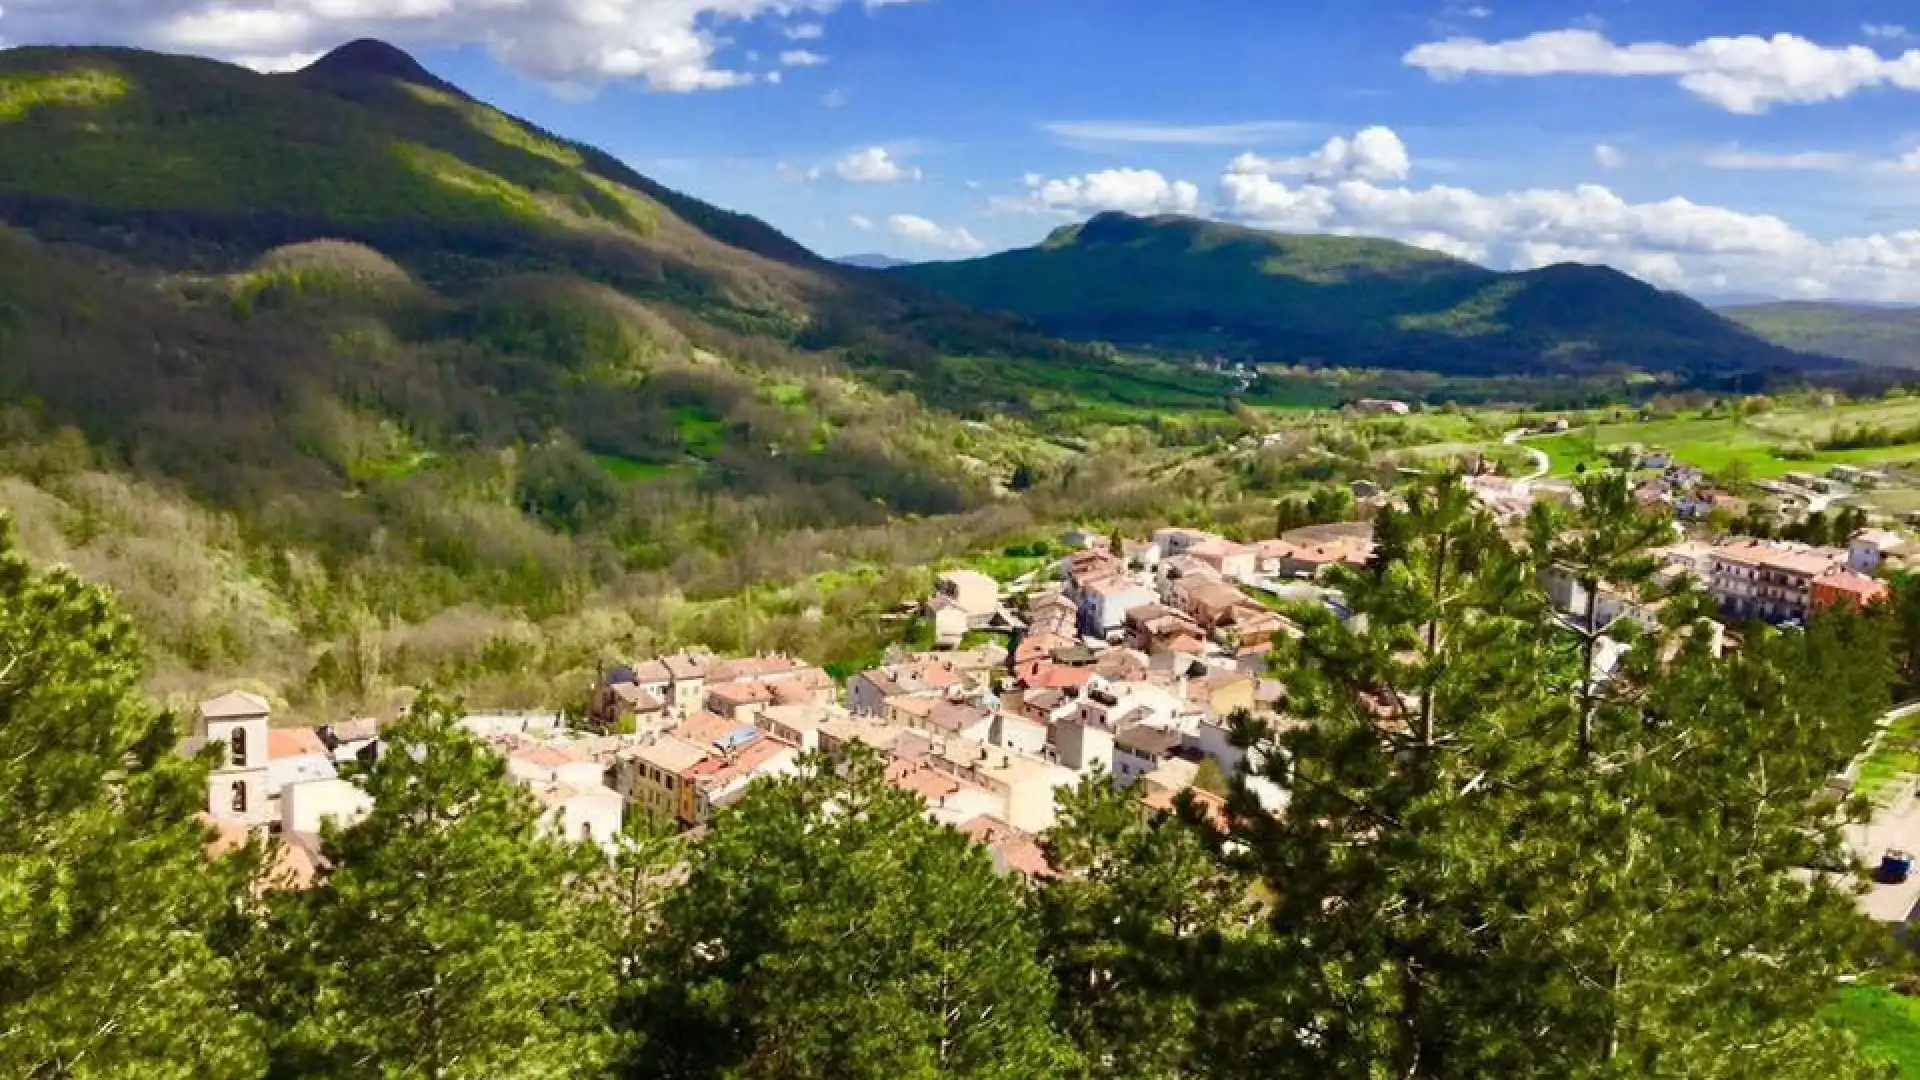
[
  {"left": 268, "top": 728, "right": 328, "bottom": 760},
  {"left": 957, "top": 815, "right": 1055, "bottom": 879}
]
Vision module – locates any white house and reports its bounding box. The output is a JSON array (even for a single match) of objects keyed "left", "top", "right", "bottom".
[
  {"left": 532, "top": 782, "right": 626, "bottom": 848},
  {"left": 281, "top": 776, "right": 374, "bottom": 836},
  {"left": 1078, "top": 578, "right": 1159, "bottom": 638},
  {"left": 1851, "top": 529, "right": 1909, "bottom": 575}
]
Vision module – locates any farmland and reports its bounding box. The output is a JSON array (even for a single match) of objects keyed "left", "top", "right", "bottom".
[{"left": 1528, "top": 398, "right": 1920, "bottom": 480}]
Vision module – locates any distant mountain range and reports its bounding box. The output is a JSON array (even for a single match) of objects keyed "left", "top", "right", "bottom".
[
  {"left": 1723, "top": 302, "right": 1920, "bottom": 369},
  {"left": 891, "top": 212, "right": 1834, "bottom": 382},
  {"left": 839, "top": 253, "right": 916, "bottom": 270}
]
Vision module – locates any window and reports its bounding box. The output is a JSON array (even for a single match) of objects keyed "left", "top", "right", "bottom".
[
  {"left": 230, "top": 781, "right": 248, "bottom": 814},
  {"left": 229, "top": 726, "right": 248, "bottom": 768}
]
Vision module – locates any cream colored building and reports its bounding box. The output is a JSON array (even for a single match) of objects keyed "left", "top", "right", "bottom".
[{"left": 193, "top": 692, "right": 273, "bottom": 826}]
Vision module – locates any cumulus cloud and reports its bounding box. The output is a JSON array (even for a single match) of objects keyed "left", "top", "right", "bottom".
[
  {"left": 1864, "top": 24, "right": 1912, "bottom": 41},
  {"left": 888, "top": 214, "right": 984, "bottom": 252},
  {"left": 998, "top": 168, "right": 1203, "bottom": 217},
  {"left": 780, "top": 49, "right": 827, "bottom": 66},
  {"left": 834, "top": 146, "right": 920, "bottom": 183},
  {"left": 1405, "top": 28, "right": 1920, "bottom": 113},
  {"left": 1211, "top": 162, "right": 1920, "bottom": 300},
  {"left": 0, "top": 0, "right": 912, "bottom": 92},
  {"left": 1227, "top": 127, "right": 1412, "bottom": 183},
  {"left": 849, "top": 214, "right": 874, "bottom": 231},
  {"left": 1593, "top": 143, "right": 1625, "bottom": 170},
  {"left": 786, "top": 22, "right": 825, "bottom": 39}
]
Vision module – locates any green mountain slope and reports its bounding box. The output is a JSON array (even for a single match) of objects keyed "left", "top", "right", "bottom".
[
  {"left": 894, "top": 212, "right": 1831, "bottom": 381},
  {"left": 0, "top": 41, "right": 1139, "bottom": 709},
  {"left": 1723, "top": 301, "right": 1920, "bottom": 369}
]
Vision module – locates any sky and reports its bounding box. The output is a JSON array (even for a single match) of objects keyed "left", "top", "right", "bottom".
[{"left": 6, "top": 0, "right": 1920, "bottom": 301}]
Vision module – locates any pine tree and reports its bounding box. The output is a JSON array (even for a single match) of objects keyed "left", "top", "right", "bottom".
[
  {"left": 628, "top": 747, "right": 1075, "bottom": 1080},
  {"left": 1217, "top": 476, "right": 1887, "bottom": 1078},
  {"left": 0, "top": 517, "right": 265, "bottom": 1079},
  {"left": 255, "top": 697, "right": 615, "bottom": 1079},
  {"left": 1038, "top": 776, "right": 1251, "bottom": 1080}
]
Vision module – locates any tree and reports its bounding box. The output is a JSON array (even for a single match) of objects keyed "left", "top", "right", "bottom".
[
  {"left": 1215, "top": 476, "right": 1885, "bottom": 1079},
  {"left": 0, "top": 517, "right": 265, "bottom": 1079},
  {"left": 629, "top": 747, "right": 1074, "bottom": 1080},
  {"left": 253, "top": 698, "right": 615, "bottom": 1079},
  {"left": 1038, "top": 777, "right": 1250, "bottom": 1080},
  {"left": 1528, "top": 470, "right": 1671, "bottom": 759}
]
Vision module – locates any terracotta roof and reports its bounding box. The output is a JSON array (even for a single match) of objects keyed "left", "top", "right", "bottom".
[
  {"left": 956, "top": 815, "right": 1055, "bottom": 879},
  {"left": 1819, "top": 569, "right": 1889, "bottom": 602},
  {"left": 697, "top": 737, "right": 795, "bottom": 788},
  {"left": 889, "top": 759, "right": 963, "bottom": 802},
  {"left": 1712, "top": 539, "right": 1845, "bottom": 578},
  {"left": 661, "top": 651, "right": 714, "bottom": 680},
  {"left": 673, "top": 711, "right": 747, "bottom": 746},
  {"left": 1116, "top": 724, "right": 1184, "bottom": 757},
  {"left": 707, "top": 682, "right": 777, "bottom": 706},
  {"left": 511, "top": 743, "right": 587, "bottom": 769},
  {"left": 268, "top": 728, "right": 328, "bottom": 760}
]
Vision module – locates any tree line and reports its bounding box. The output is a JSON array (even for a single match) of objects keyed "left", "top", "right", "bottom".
[{"left": 2, "top": 472, "right": 1908, "bottom": 1080}]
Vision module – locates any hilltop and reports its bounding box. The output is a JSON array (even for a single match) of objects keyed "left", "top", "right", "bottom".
[
  {"left": 894, "top": 212, "right": 1831, "bottom": 382},
  {"left": 1724, "top": 301, "right": 1920, "bottom": 369},
  {"left": 0, "top": 40, "right": 1141, "bottom": 708}
]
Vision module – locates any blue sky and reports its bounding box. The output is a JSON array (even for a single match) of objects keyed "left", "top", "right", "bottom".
[{"left": 8, "top": 0, "right": 1920, "bottom": 298}]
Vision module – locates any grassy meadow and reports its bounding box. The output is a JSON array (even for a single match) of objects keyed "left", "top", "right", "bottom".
[{"left": 1530, "top": 399, "right": 1920, "bottom": 480}]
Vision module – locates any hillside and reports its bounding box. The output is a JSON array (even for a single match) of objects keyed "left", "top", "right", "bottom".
[
  {"left": 894, "top": 212, "right": 1832, "bottom": 381},
  {"left": 1724, "top": 301, "right": 1920, "bottom": 369},
  {"left": 0, "top": 41, "right": 1176, "bottom": 711}
]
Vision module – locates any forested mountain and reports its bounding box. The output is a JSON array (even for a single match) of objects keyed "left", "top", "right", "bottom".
[
  {"left": 838, "top": 253, "right": 916, "bottom": 269},
  {"left": 0, "top": 41, "right": 1129, "bottom": 708},
  {"left": 1724, "top": 301, "right": 1920, "bottom": 369},
  {"left": 894, "top": 211, "right": 1835, "bottom": 381}
]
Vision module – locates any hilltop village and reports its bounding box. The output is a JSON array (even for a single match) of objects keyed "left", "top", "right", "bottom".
[{"left": 189, "top": 479, "right": 1909, "bottom": 887}]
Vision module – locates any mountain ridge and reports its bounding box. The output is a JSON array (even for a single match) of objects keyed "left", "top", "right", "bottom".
[
  {"left": 893, "top": 211, "right": 1836, "bottom": 381},
  {"left": 1724, "top": 301, "right": 1920, "bottom": 369}
]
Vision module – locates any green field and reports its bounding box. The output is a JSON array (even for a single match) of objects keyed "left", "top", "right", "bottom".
[
  {"left": 1856, "top": 709, "right": 1920, "bottom": 802},
  {"left": 1832, "top": 986, "right": 1920, "bottom": 1076},
  {"left": 1532, "top": 401, "right": 1920, "bottom": 479},
  {"left": 593, "top": 453, "right": 687, "bottom": 482}
]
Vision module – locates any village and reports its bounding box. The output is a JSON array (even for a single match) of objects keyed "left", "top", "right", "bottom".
[{"left": 185, "top": 467, "right": 1917, "bottom": 897}]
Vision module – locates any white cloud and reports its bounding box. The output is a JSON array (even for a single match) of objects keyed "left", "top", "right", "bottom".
[
  {"left": 780, "top": 49, "right": 827, "bottom": 66},
  {"left": 1405, "top": 28, "right": 1920, "bottom": 113},
  {"left": 822, "top": 86, "right": 850, "bottom": 108},
  {"left": 1209, "top": 161, "right": 1920, "bottom": 301},
  {"left": 834, "top": 146, "right": 920, "bottom": 183},
  {"left": 777, "top": 160, "right": 822, "bottom": 182},
  {"left": 999, "top": 168, "right": 1204, "bottom": 218},
  {"left": 0, "top": 0, "right": 916, "bottom": 93},
  {"left": 888, "top": 214, "right": 983, "bottom": 252},
  {"left": 786, "top": 22, "right": 825, "bottom": 39},
  {"left": 1864, "top": 24, "right": 1912, "bottom": 41},
  {"left": 1593, "top": 143, "right": 1625, "bottom": 170},
  {"left": 849, "top": 214, "right": 874, "bottom": 231},
  {"left": 1227, "top": 127, "right": 1412, "bottom": 183},
  {"left": 1041, "top": 119, "right": 1314, "bottom": 147},
  {"left": 1701, "top": 147, "right": 1859, "bottom": 172}
]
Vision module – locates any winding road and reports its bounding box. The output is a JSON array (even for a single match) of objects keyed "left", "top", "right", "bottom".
[{"left": 1503, "top": 429, "right": 1552, "bottom": 483}]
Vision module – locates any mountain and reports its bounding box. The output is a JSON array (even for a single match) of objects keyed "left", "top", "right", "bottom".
[
  {"left": 893, "top": 212, "right": 1833, "bottom": 381},
  {"left": 839, "top": 253, "right": 916, "bottom": 270},
  {"left": 0, "top": 40, "right": 1131, "bottom": 706},
  {"left": 1696, "top": 292, "right": 1783, "bottom": 309},
  {"left": 1724, "top": 301, "right": 1920, "bottom": 369}
]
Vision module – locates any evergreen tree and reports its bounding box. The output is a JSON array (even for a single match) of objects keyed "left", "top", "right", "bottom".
[
  {"left": 1038, "top": 776, "right": 1251, "bottom": 1080},
  {"left": 1528, "top": 470, "right": 1671, "bottom": 758},
  {"left": 629, "top": 747, "right": 1074, "bottom": 1080},
  {"left": 254, "top": 698, "right": 615, "bottom": 1079},
  {"left": 0, "top": 518, "right": 265, "bottom": 1079},
  {"left": 1217, "top": 476, "right": 1886, "bottom": 1078}
]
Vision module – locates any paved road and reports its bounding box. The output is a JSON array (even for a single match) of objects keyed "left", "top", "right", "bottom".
[
  {"left": 1502, "top": 429, "right": 1552, "bottom": 483},
  {"left": 1836, "top": 703, "right": 1920, "bottom": 923}
]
